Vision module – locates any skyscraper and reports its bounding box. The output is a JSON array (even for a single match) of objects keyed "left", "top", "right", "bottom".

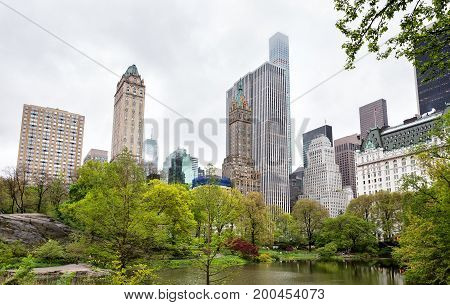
[
  {"left": 301, "top": 135, "right": 352, "bottom": 217},
  {"left": 83, "top": 149, "right": 108, "bottom": 164},
  {"left": 111, "top": 65, "right": 145, "bottom": 161},
  {"left": 289, "top": 166, "right": 304, "bottom": 209},
  {"left": 334, "top": 134, "right": 361, "bottom": 198},
  {"left": 226, "top": 62, "right": 290, "bottom": 212},
  {"left": 359, "top": 99, "right": 389, "bottom": 140},
  {"left": 17, "top": 104, "right": 84, "bottom": 183},
  {"left": 269, "top": 32, "right": 292, "bottom": 172},
  {"left": 143, "top": 138, "right": 158, "bottom": 176},
  {"left": 162, "top": 148, "right": 198, "bottom": 186},
  {"left": 302, "top": 125, "right": 333, "bottom": 168},
  {"left": 415, "top": 43, "right": 450, "bottom": 115},
  {"left": 222, "top": 81, "right": 260, "bottom": 195}
]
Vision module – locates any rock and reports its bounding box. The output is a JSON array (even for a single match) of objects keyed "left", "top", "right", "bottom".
[{"left": 0, "top": 213, "right": 73, "bottom": 245}]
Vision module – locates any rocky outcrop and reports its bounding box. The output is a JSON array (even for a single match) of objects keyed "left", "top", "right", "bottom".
[{"left": 0, "top": 213, "right": 73, "bottom": 245}]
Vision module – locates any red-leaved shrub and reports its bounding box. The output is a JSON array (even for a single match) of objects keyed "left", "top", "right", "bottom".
[{"left": 226, "top": 238, "right": 259, "bottom": 258}]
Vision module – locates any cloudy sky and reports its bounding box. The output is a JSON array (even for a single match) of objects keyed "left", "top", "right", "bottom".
[{"left": 0, "top": 0, "right": 418, "bottom": 171}]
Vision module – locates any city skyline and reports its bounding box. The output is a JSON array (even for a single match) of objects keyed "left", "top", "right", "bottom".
[{"left": 0, "top": 1, "right": 418, "bottom": 172}]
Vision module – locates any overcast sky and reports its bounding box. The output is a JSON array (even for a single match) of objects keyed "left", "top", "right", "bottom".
[{"left": 0, "top": 0, "right": 418, "bottom": 171}]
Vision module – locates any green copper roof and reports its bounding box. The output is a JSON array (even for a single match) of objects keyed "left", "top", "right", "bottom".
[{"left": 124, "top": 64, "right": 139, "bottom": 77}]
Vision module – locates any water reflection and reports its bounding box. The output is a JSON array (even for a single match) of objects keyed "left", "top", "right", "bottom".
[{"left": 158, "top": 260, "right": 404, "bottom": 285}]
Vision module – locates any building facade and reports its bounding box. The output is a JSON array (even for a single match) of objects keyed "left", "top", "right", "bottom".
[
  {"left": 226, "top": 62, "right": 290, "bottom": 212},
  {"left": 302, "top": 125, "right": 333, "bottom": 168},
  {"left": 111, "top": 65, "right": 145, "bottom": 161},
  {"left": 162, "top": 148, "right": 198, "bottom": 186},
  {"left": 359, "top": 99, "right": 389, "bottom": 140},
  {"left": 334, "top": 134, "right": 361, "bottom": 198},
  {"left": 301, "top": 135, "right": 352, "bottom": 217},
  {"left": 269, "top": 32, "right": 292, "bottom": 172},
  {"left": 143, "top": 138, "right": 158, "bottom": 176},
  {"left": 17, "top": 104, "right": 84, "bottom": 182},
  {"left": 222, "top": 81, "right": 260, "bottom": 195},
  {"left": 415, "top": 42, "right": 449, "bottom": 115},
  {"left": 355, "top": 109, "right": 446, "bottom": 196},
  {"left": 83, "top": 149, "right": 108, "bottom": 164},
  {"left": 289, "top": 166, "right": 304, "bottom": 209}
]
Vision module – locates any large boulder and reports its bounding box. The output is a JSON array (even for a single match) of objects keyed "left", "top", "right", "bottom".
[{"left": 0, "top": 213, "right": 73, "bottom": 245}]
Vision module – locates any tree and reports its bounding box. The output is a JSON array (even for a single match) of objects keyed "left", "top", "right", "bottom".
[
  {"left": 372, "top": 191, "right": 403, "bottom": 242},
  {"left": 191, "top": 185, "right": 241, "bottom": 285},
  {"left": 346, "top": 194, "right": 374, "bottom": 221},
  {"left": 292, "top": 199, "right": 329, "bottom": 251},
  {"left": 394, "top": 112, "right": 449, "bottom": 284},
  {"left": 60, "top": 150, "right": 158, "bottom": 269},
  {"left": 48, "top": 175, "right": 68, "bottom": 215},
  {"left": 143, "top": 180, "right": 195, "bottom": 247},
  {"left": 32, "top": 172, "right": 51, "bottom": 213},
  {"left": 334, "top": 0, "right": 449, "bottom": 80},
  {"left": 238, "top": 192, "right": 271, "bottom": 245},
  {"left": 274, "top": 213, "right": 300, "bottom": 246},
  {"left": 319, "top": 214, "right": 377, "bottom": 253}
]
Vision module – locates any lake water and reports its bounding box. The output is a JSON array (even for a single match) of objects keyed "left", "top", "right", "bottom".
[{"left": 158, "top": 260, "right": 404, "bottom": 285}]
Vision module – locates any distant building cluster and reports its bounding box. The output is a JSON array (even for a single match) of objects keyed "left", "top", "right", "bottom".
[{"left": 14, "top": 31, "right": 449, "bottom": 217}]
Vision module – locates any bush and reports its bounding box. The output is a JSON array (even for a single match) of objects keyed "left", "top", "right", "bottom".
[
  {"left": 256, "top": 253, "right": 274, "bottom": 263},
  {"left": 0, "top": 241, "right": 28, "bottom": 265},
  {"left": 317, "top": 242, "right": 337, "bottom": 261},
  {"left": 226, "top": 238, "right": 259, "bottom": 259},
  {"left": 34, "top": 240, "right": 66, "bottom": 262}
]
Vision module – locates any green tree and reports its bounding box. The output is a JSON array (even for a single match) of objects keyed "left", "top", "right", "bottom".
[
  {"left": 191, "top": 185, "right": 241, "bottom": 285},
  {"left": 238, "top": 192, "right": 271, "bottom": 245},
  {"left": 274, "top": 213, "right": 300, "bottom": 246},
  {"left": 394, "top": 112, "right": 449, "bottom": 284},
  {"left": 292, "top": 199, "right": 329, "bottom": 251},
  {"left": 372, "top": 191, "right": 403, "bottom": 242},
  {"left": 60, "top": 150, "right": 159, "bottom": 269},
  {"left": 143, "top": 180, "right": 195, "bottom": 247},
  {"left": 319, "top": 214, "right": 377, "bottom": 253},
  {"left": 334, "top": 0, "right": 449, "bottom": 80},
  {"left": 346, "top": 194, "right": 374, "bottom": 221}
]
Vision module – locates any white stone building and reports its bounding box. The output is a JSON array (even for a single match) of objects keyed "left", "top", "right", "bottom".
[
  {"left": 301, "top": 135, "right": 352, "bottom": 217},
  {"left": 355, "top": 109, "right": 446, "bottom": 196}
]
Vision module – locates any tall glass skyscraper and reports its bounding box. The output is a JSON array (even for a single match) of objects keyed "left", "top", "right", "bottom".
[
  {"left": 143, "top": 137, "right": 158, "bottom": 176},
  {"left": 226, "top": 62, "right": 290, "bottom": 213},
  {"left": 269, "top": 32, "right": 292, "bottom": 173}
]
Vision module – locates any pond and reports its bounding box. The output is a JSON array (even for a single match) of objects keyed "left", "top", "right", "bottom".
[{"left": 157, "top": 260, "right": 404, "bottom": 285}]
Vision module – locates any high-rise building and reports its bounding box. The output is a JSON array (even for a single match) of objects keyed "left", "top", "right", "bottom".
[
  {"left": 111, "top": 65, "right": 145, "bottom": 161},
  {"left": 415, "top": 43, "right": 449, "bottom": 115},
  {"left": 269, "top": 32, "right": 292, "bottom": 172},
  {"left": 301, "top": 135, "right": 352, "bottom": 217},
  {"left": 302, "top": 125, "right": 333, "bottom": 168},
  {"left": 359, "top": 99, "right": 389, "bottom": 140},
  {"left": 289, "top": 166, "right": 304, "bottom": 209},
  {"left": 355, "top": 108, "right": 447, "bottom": 196},
  {"left": 143, "top": 138, "right": 158, "bottom": 176},
  {"left": 223, "top": 81, "right": 260, "bottom": 195},
  {"left": 17, "top": 104, "right": 84, "bottom": 182},
  {"left": 334, "top": 134, "right": 361, "bottom": 198},
  {"left": 83, "top": 149, "right": 108, "bottom": 164},
  {"left": 162, "top": 148, "right": 198, "bottom": 186},
  {"left": 226, "top": 62, "right": 290, "bottom": 212}
]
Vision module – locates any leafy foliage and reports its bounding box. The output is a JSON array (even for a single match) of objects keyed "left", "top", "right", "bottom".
[
  {"left": 292, "top": 199, "right": 329, "bottom": 251},
  {"left": 334, "top": 0, "right": 449, "bottom": 81},
  {"left": 33, "top": 240, "right": 66, "bottom": 262},
  {"left": 226, "top": 237, "right": 259, "bottom": 259},
  {"left": 394, "top": 112, "right": 450, "bottom": 284},
  {"left": 319, "top": 214, "right": 377, "bottom": 253}
]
